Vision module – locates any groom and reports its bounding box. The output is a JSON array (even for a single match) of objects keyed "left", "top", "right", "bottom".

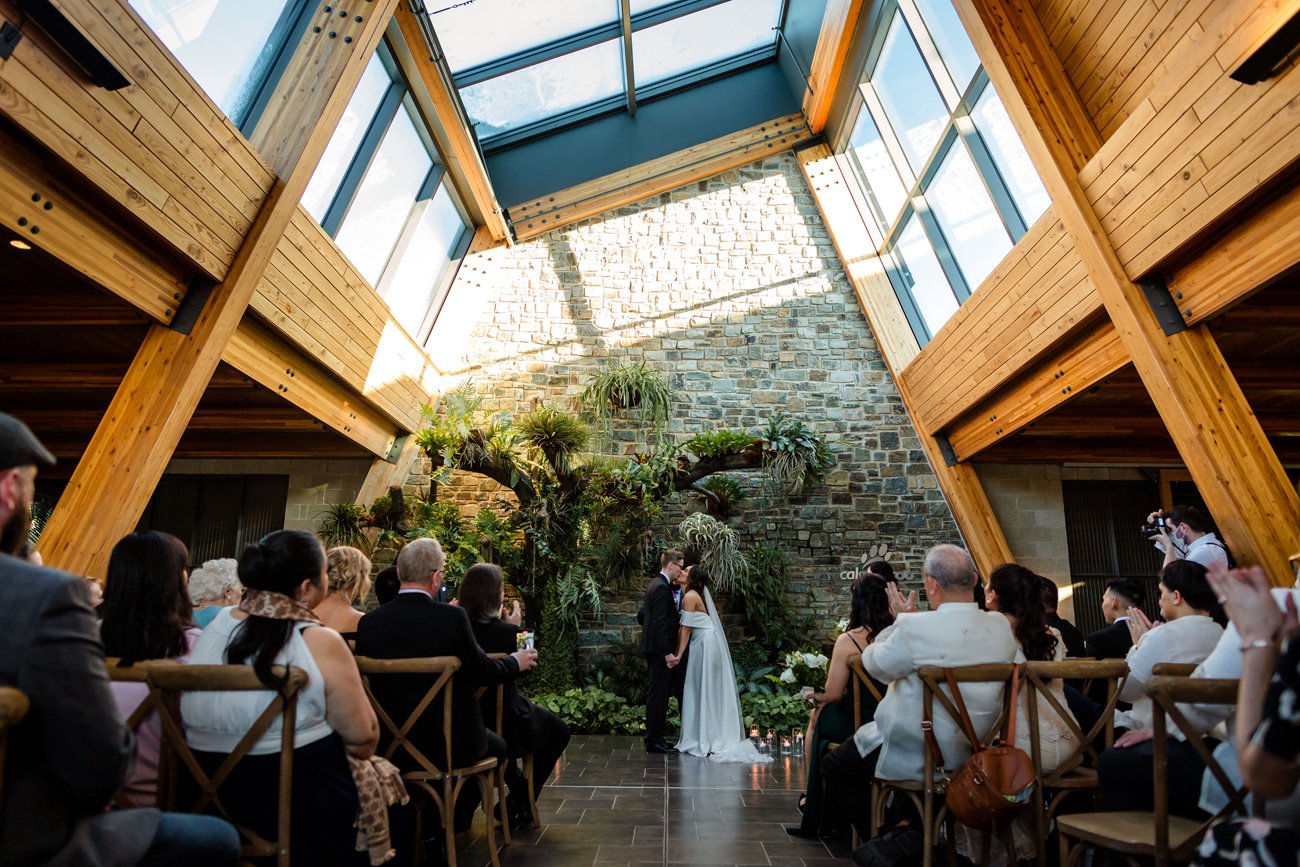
[{"left": 641, "top": 548, "right": 685, "bottom": 753}]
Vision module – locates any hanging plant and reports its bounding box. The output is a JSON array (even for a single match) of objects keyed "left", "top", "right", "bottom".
[
  {"left": 580, "top": 360, "right": 672, "bottom": 446},
  {"left": 677, "top": 512, "right": 747, "bottom": 594}
]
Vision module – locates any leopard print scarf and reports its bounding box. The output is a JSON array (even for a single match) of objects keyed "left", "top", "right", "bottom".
[{"left": 237, "top": 589, "right": 323, "bottom": 624}]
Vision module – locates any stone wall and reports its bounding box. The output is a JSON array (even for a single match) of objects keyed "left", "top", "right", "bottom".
[{"left": 416, "top": 153, "right": 961, "bottom": 665}]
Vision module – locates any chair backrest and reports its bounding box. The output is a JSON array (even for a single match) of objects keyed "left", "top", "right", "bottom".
[
  {"left": 353, "top": 656, "right": 460, "bottom": 778},
  {"left": 917, "top": 663, "right": 1018, "bottom": 781},
  {"left": 1152, "top": 662, "right": 1198, "bottom": 677},
  {"left": 0, "top": 686, "right": 30, "bottom": 806},
  {"left": 846, "top": 656, "right": 885, "bottom": 729},
  {"left": 1023, "top": 658, "right": 1128, "bottom": 782},
  {"left": 1148, "top": 676, "right": 1253, "bottom": 860},
  {"left": 105, "top": 657, "right": 179, "bottom": 809},
  {"left": 475, "top": 654, "right": 509, "bottom": 736},
  {"left": 146, "top": 663, "right": 309, "bottom": 866}
]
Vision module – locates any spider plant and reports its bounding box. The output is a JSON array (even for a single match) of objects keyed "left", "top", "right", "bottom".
[
  {"left": 316, "top": 502, "right": 370, "bottom": 551},
  {"left": 517, "top": 405, "right": 590, "bottom": 476},
  {"left": 677, "top": 511, "right": 747, "bottom": 594},
  {"left": 580, "top": 359, "right": 672, "bottom": 445}
]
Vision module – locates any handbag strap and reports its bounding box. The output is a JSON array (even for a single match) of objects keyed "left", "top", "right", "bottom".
[{"left": 921, "top": 688, "right": 947, "bottom": 772}]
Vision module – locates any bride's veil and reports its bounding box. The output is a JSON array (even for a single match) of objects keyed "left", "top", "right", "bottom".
[{"left": 702, "top": 585, "right": 745, "bottom": 729}]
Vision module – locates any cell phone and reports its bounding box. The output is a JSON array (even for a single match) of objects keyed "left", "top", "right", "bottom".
[{"left": 517, "top": 630, "right": 535, "bottom": 651}]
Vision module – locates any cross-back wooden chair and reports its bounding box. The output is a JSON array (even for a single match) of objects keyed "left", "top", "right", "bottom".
[
  {"left": 353, "top": 656, "right": 503, "bottom": 867},
  {"left": 473, "top": 653, "right": 519, "bottom": 840},
  {"left": 1022, "top": 658, "right": 1128, "bottom": 866},
  {"left": 104, "top": 657, "right": 181, "bottom": 810},
  {"left": 1152, "top": 662, "right": 1199, "bottom": 678},
  {"left": 1057, "top": 676, "right": 1255, "bottom": 867},
  {"left": 870, "top": 663, "right": 1019, "bottom": 867},
  {"left": 842, "top": 656, "right": 886, "bottom": 848},
  {"left": 0, "top": 686, "right": 30, "bottom": 807},
  {"left": 147, "top": 664, "right": 309, "bottom": 867}
]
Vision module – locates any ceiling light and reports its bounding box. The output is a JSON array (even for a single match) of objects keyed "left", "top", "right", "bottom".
[{"left": 8, "top": 239, "right": 32, "bottom": 251}]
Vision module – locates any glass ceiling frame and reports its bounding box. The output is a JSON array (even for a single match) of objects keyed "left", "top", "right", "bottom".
[{"left": 430, "top": 0, "right": 790, "bottom": 150}]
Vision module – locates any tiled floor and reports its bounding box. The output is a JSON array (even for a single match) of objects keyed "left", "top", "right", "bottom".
[{"left": 454, "top": 735, "right": 853, "bottom": 866}]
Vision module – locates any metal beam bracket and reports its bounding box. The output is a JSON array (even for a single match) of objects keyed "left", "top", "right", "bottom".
[
  {"left": 934, "top": 434, "right": 959, "bottom": 468},
  {"left": 0, "top": 20, "right": 21, "bottom": 60},
  {"left": 169, "top": 277, "right": 216, "bottom": 335},
  {"left": 385, "top": 432, "right": 410, "bottom": 463},
  {"left": 1138, "top": 274, "right": 1188, "bottom": 336}
]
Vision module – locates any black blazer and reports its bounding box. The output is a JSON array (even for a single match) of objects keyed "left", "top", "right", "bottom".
[
  {"left": 0, "top": 554, "right": 158, "bottom": 867},
  {"left": 1046, "top": 613, "right": 1086, "bottom": 658},
  {"left": 1085, "top": 621, "right": 1134, "bottom": 660},
  {"left": 355, "top": 592, "right": 518, "bottom": 770},
  {"left": 470, "top": 618, "right": 544, "bottom": 755},
  {"left": 640, "top": 574, "right": 677, "bottom": 657}
]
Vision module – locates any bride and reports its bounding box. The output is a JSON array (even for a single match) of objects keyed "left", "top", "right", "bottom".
[{"left": 671, "top": 564, "right": 772, "bottom": 763}]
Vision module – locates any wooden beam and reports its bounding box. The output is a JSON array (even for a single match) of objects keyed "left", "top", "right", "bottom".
[
  {"left": 802, "top": 0, "right": 865, "bottom": 134},
  {"left": 222, "top": 317, "right": 401, "bottom": 459},
  {"left": 354, "top": 432, "right": 422, "bottom": 507},
  {"left": 795, "top": 143, "right": 1014, "bottom": 575},
  {"left": 957, "top": 0, "right": 1300, "bottom": 584},
  {"left": 10, "top": 407, "right": 330, "bottom": 433},
  {"left": 0, "top": 124, "right": 188, "bottom": 324},
  {"left": 37, "top": 0, "right": 400, "bottom": 576},
  {"left": 1166, "top": 180, "right": 1300, "bottom": 326},
  {"left": 945, "top": 318, "right": 1129, "bottom": 461},
  {"left": 390, "top": 2, "right": 509, "bottom": 243},
  {"left": 509, "top": 114, "right": 814, "bottom": 241}
]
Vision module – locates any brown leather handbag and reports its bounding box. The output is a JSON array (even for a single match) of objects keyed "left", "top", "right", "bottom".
[{"left": 922, "top": 666, "right": 1036, "bottom": 830}]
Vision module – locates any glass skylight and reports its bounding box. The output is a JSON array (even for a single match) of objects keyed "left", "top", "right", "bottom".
[
  {"left": 301, "top": 54, "right": 392, "bottom": 222},
  {"left": 459, "top": 40, "right": 626, "bottom": 139},
  {"left": 633, "top": 0, "right": 781, "bottom": 89},
  {"left": 912, "top": 0, "right": 981, "bottom": 95},
  {"left": 873, "top": 14, "right": 948, "bottom": 175},
  {"left": 432, "top": 0, "right": 618, "bottom": 74}
]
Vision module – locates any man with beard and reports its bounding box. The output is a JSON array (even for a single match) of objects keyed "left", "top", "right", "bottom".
[{"left": 0, "top": 413, "right": 239, "bottom": 866}]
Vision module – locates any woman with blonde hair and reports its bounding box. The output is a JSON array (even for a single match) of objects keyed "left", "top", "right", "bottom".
[{"left": 314, "top": 546, "right": 372, "bottom": 639}]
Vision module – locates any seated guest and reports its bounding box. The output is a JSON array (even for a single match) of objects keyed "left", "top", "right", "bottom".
[
  {"left": 183, "top": 530, "right": 380, "bottom": 866},
  {"left": 374, "top": 565, "right": 401, "bottom": 605},
  {"left": 459, "top": 563, "right": 570, "bottom": 827},
  {"left": 315, "top": 545, "right": 372, "bottom": 638},
  {"left": 1195, "top": 560, "right": 1300, "bottom": 864},
  {"left": 355, "top": 539, "right": 537, "bottom": 831},
  {"left": 792, "top": 572, "right": 892, "bottom": 837},
  {"left": 963, "top": 564, "right": 1080, "bottom": 864},
  {"left": 1085, "top": 578, "right": 1145, "bottom": 660},
  {"left": 1097, "top": 560, "right": 1224, "bottom": 817},
  {"left": 1039, "top": 574, "right": 1085, "bottom": 658},
  {"left": 0, "top": 412, "right": 239, "bottom": 866},
  {"left": 821, "top": 544, "right": 1017, "bottom": 842},
  {"left": 188, "top": 557, "right": 242, "bottom": 628},
  {"left": 101, "top": 530, "right": 202, "bottom": 806}
]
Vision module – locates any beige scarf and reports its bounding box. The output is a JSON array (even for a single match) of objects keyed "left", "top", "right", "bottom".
[{"left": 239, "top": 589, "right": 408, "bottom": 864}]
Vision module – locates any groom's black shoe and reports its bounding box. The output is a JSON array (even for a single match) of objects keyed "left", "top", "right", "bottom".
[{"left": 645, "top": 739, "right": 677, "bottom": 754}]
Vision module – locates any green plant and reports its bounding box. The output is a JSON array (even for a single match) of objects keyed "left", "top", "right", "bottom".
[
  {"left": 683, "top": 429, "right": 762, "bottom": 459},
  {"left": 316, "top": 502, "right": 370, "bottom": 551},
  {"left": 740, "top": 692, "right": 807, "bottom": 733},
  {"left": 736, "top": 662, "right": 778, "bottom": 697},
  {"left": 529, "top": 688, "right": 679, "bottom": 735},
  {"left": 580, "top": 359, "right": 672, "bottom": 445},
  {"left": 583, "top": 641, "right": 649, "bottom": 704},
  {"left": 695, "top": 474, "right": 747, "bottom": 518},
  {"left": 517, "top": 405, "right": 589, "bottom": 474},
  {"left": 677, "top": 512, "right": 747, "bottom": 593},
  {"left": 762, "top": 413, "right": 836, "bottom": 493}
]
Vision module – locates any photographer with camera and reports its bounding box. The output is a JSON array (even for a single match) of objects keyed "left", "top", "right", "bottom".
[{"left": 1145, "top": 505, "right": 1229, "bottom": 570}]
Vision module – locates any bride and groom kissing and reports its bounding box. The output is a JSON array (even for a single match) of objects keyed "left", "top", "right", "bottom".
[{"left": 640, "top": 549, "right": 770, "bottom": 763}]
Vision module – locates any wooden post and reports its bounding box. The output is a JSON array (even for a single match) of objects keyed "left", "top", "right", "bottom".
[
  {"left": 954, "top": 0, "right": 1300, "bottom": 582},
  {"left": 355, "top": 434, "right": 423, "bottom": 507},
  {"left": 796, "top": 145, "right": 1014, "bottom": 574},
  {"left": 39, "top": 0, "right": 400, "bottom": 576}
]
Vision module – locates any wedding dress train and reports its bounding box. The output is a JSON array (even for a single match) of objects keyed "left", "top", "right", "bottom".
[{"left": 675, "top": 588, "right": 772, "bottom": 763}]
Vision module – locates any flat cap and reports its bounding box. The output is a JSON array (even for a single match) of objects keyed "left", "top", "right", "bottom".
[{"left": 0, "top": 413, "right": 56, "bottom": 471}]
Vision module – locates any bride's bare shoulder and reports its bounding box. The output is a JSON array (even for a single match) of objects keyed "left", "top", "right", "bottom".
[{"left": 683, "top": 589, "right": 706, "bottom": 611}]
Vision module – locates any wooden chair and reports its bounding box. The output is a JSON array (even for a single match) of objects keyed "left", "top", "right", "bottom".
[
  {"left": 1056, "top": 676, "right": 1251, "bottom": 867},
  {"left": 147, "top": 663, "right": 310, "bottom": 867},
  {"left": 0, "top": 686, "right": 30, "bottom": 806},
  {"left": 1152, "top": 662, "right": 1199, "bottom": 678},
  {"left": 105, "top": 657, "right": 180, "bottom": 810},
  {"left": 354, "top": 656, "right": 503, "bottom": 867},
  {"left": 475, "top": 652, "right": 542, "bottom": 833},
  {"left": 843, "top": 657, "right": 885, "bottom": 848},
  {"left": 870, "top": 663, "right": 1019, "bottom": 867},
  {"left": 1023, "top": 658, "right": 1128, "bottom": 867}
]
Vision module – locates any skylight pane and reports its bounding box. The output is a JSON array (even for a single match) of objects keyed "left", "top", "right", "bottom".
[
  {"left": 971, "top": 86, "right": 1050, "bottom": 226},
  {"left": 895, "top": 213, "right": 958, "bottom": 338},
  {"left": 911, "top": 0, "right": 981, "bottom": 94},
  {"left": 927, "top": 140, "right": 1012, "bottom": 290},
  {"left": 460, "top": 40, "right": 624, "bottom": 139},
  {"left": 301, "top": 54, "right": 391, "bottom": 222},
  {"left": 845, "top": 106, "right": 908, "bottom": 236},
  {"left": 871, "top": 13, "right": 948, "bottom": 175},
  {"left": 432, "top": 0, "right": 618, "bottom": 73},
  {"left": 632, "top": 0, "right": 780, "bottom": 89}
]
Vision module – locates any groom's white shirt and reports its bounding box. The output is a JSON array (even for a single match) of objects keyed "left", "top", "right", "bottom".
[{"left": 854, "top": 602, "right": 1017, "bottom": 781}]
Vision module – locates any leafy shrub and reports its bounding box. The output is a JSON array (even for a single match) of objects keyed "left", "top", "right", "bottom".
[
  {"left": 316, "top": 503, "right": 369, "bottom": 551},
  {"left": 696, "top": 474, "right": 747, "bottom": 518},
  {"left": 684, "top": 429, "right": 762, "bottom": 459},
  {"left": 584, "top": 641, "right": 649, "bottom": 704},
  {"left": 517, "top": 405, "right": 589, "bottom": 473},
  {"left": 740, "top": 692, "right": 807, "bottom": 733},
  {"left": 580, "top": 359, "right": 672, "bottom": 433},
  {"left": 530, "top": 688, "right": 680, "bottom": 735},
  {"left": 762, "top": 413, "right": 836, "bottom": 492}
]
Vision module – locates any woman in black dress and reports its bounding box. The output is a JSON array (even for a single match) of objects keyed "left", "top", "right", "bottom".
[{"left": 460, "top": 563, "right": 571, "bottom": 827}]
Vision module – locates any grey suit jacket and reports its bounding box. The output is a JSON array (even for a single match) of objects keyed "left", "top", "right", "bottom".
[{"left": 0, "top": 553, "right": 159, "bottom": 867}]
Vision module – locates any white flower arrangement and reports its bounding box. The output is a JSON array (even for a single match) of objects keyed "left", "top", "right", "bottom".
[{"left": 776, "top": 650, "right": 829, "bottom": 691}]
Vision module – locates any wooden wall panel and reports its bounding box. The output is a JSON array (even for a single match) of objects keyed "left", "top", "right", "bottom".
[
  {"left": 898, "top": 210, "right": 1099, "bottom": 434},
  {"left": 249, "top": 207, "right": 440, "bottom": 433},
  {"left": 0, "top": 0, "right": 273, "bottom": 280}
]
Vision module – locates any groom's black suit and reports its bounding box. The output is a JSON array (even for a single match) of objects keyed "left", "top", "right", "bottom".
[{"left": 641, "top": 572, "right": 684, "bottom": 748}]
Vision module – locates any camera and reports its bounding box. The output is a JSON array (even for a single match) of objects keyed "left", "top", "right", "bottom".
[{"left": 1141, "top": 512, "right": 1167, "bottom": 539}]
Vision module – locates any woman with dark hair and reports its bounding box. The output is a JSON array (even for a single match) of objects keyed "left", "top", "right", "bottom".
[
  {"left": 101, "top": 530, "right": 200, "bottom": 806},
  {"left": 967, "top": 563, "right": 1079, "bottom": 864},
  {"left": 672, "top": 564, "right": 771, "bottom": 763},
  {"left": 460, "top": 563, "right": 570, "bottom": 827},
  {"left": 181, "top": 530, "right": 380, "bottom": 866},
  {"left": 792, "top": 572, "right": 893, "bottom": 836}
]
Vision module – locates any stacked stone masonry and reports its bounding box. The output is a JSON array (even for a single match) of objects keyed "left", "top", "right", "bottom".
[{"left": 411, "top": 153, "right": 961, "bottom": 667}]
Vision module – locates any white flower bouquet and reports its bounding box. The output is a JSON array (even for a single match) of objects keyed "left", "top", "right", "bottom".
[{"left": 775, "top": 649, "right": 829, "bottom": 693}]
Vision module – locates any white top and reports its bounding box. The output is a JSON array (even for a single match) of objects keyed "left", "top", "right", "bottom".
[
  {"left": 1118, "top": 614, "right": 1223, "bottom": 732},
  {"left": 854, "top": 602, "right": 1018, "bottom": 781},
  {"left": 181, "top": 608, "right": 333, "bottom": 755},
  {"left": 1154, "top": 533, "right": 1229, "bottom": 568}
]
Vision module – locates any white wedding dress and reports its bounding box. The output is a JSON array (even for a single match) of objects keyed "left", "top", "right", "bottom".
[{"left": 675, "top": 588, "right": 772, "bottom": 763}]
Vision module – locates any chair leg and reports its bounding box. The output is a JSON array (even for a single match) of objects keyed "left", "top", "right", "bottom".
[
  {"left": 1058, "top": 828, "right": 1073, "bottom": 867},
  {"left": 444, "top": 779, "right": 459, "bottom": 867},
  {"left": 478, "top": 773, "right": 502, "bottom": 867},
  {"left": 495, "top": 764, "right": 512, "bottom": 844},
  {"left": 524, "top": 752, "right": 541, "bottom": 827},
  {"left": 922, "top": 788, "right": 934, "bottom": 867}
]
